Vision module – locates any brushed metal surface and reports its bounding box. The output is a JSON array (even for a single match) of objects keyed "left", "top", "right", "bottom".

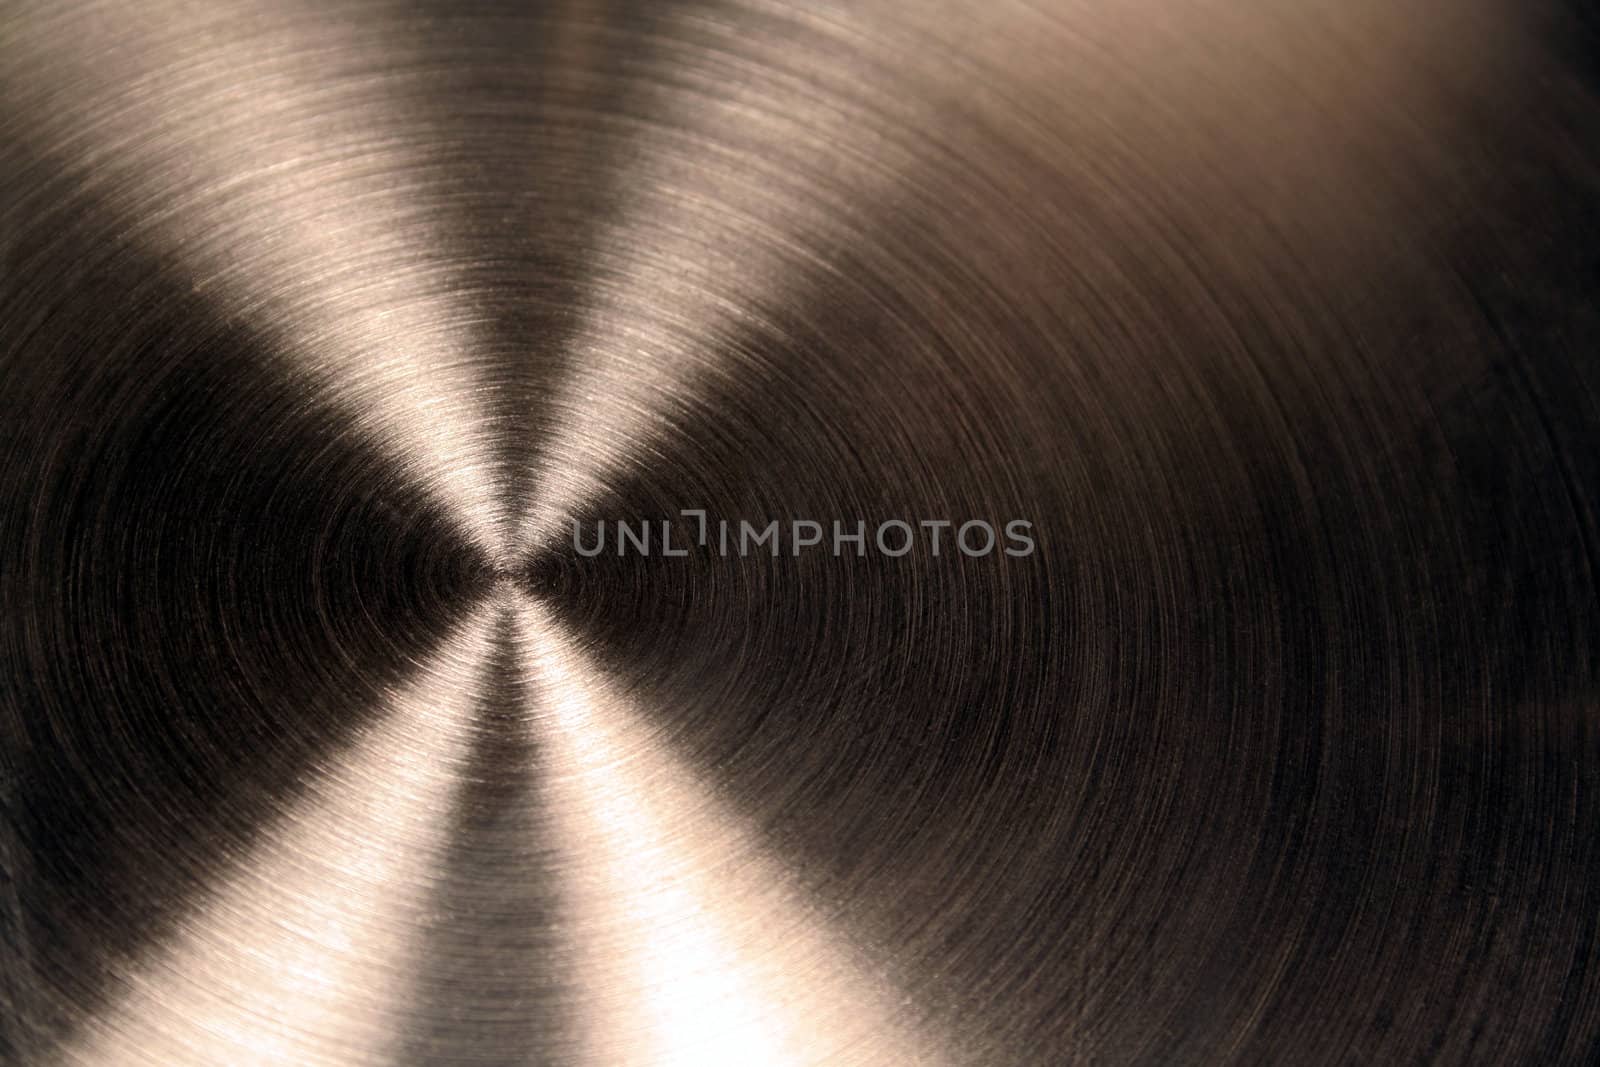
[{"left": 3, "top": 1, "right": 1600, "bottom": 1063}]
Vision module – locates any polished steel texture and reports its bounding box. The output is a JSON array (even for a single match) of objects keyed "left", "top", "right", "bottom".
[{"left": 4, "top": 0, "right": 1600, "bottom": 1064}]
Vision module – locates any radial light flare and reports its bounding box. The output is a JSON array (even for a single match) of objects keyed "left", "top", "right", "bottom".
[
  {"left": 513, "top": 596, "right": 941, "bottom": 1067},
  {"left": 54, "top": 609, "right": 500, "bottom": 1067},
  {"left": 5, "top": 0, "right": 517, "bottom": 561}
]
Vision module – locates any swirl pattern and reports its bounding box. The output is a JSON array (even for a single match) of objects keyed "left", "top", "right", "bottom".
[{"left": 3, "top": 0, "right": 1600, "bottom": 1063}]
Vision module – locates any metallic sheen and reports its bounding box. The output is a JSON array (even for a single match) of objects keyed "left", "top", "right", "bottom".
[{"left": 4, "top": 0, "right": 1600, "bottom": 1063}]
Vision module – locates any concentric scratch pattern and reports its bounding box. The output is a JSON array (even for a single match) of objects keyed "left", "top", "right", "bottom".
[{"left": 3, "top": 1, "right": 1600, "bottom": 1064}]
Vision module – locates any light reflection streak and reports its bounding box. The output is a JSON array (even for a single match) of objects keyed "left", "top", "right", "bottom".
[
  {"left": 515, "top": 596, "right": 939, "bottom": 1067},
  {"left": 8, "top": 0, "right": 515, "bottom": 561},
  {"left": 55, "top": 609, "right": 498, "bottom": 1067}
]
